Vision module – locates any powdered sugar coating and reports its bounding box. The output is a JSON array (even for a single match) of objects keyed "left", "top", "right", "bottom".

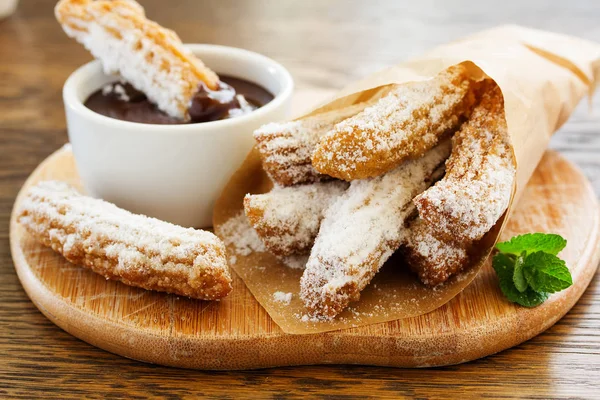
[
  {"left": 254, "top": 102, "right": 372, "bottom": 186},
  {"left": 216, "top": 211, "right": 266, "bottom": 256},
  {"left": 403, "top": 218, "right": 469, "bottom": 286},
  {"left": 244, "top": 181, "right": 349, "bottom": 256},
  {"left": 273, "top": 291, "right": 293, "bottom": 305},
  {"left": 217, "top": 210, "right": 310, "bottom": 270},
  {"left": 55, "top": 0, "right": 219, "bottom": 120},
  {"left": 300, "top": 142, "right": 451, "bottom": 319},
  {"left": 312, "top": 65, "right": 479, "bottom": 180},
  {"left": 18, "top": 181, "right": 231, "bottom": 300},
  {"left": 281, "top": 255, "right": 309, "bottom": 270},
  {"left": 414, "top": 83, "right": 515, "bottom": 243}
]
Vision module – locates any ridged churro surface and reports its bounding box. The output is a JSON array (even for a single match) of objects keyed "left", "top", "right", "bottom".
[
  {"left": 254, "top": 102, "right": 372, "bottom": 186},
  {"left": 403, "top": 218, "right": 470, "bottom": 286},
  {"left": 18, "top": 181, "right": 232, "bottom": 300},
  {"left": 244, "top": 181, "right": 348, "bottom": 257},
  {"left": 414, "top": 83, "right": 515, "bottom": 244},
  {"left": 312, "top": 65, "right": 478, "bottom": 180}
]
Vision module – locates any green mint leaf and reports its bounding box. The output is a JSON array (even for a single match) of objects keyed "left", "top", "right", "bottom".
[
  {"left": 496, "top": 233, "right": 567, "bottom": 256},
  {"left": 493, "top": 253, "right": 549, "bottom": 307},
  {"left": 522, "top": 251, "right": 573, "bottom": 293},
  {"left": 512, "top": 252, "right": 528, "bottom": 292}
]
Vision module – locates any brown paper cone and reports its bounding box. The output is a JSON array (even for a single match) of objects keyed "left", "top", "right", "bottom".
[{"left": 213, "top": 25, "right": 600, "bottom": 334}]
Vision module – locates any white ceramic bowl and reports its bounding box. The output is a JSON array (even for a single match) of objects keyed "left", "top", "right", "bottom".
[
  {"left": 0, "top": 0, "right": 18, "bottom": 19},
  {"left": 63, "top": 44, "right": 293, "bottom": 228}
]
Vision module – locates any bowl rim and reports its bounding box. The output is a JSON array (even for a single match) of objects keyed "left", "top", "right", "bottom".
[{"left": 62, "top": 44, "right": 294, "bottom": 133}]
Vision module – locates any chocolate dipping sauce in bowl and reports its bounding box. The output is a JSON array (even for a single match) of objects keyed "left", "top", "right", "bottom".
[{"left": 63, "top": 44, "right": 294, "bottom": 228}]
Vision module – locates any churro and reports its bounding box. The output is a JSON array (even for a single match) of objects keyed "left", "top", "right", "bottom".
[
  {"left": 244, "top": 181, "right": 348, "bottom": 256},
  {"left": 311, "top": 64, "right": 479, "bottom": 180},
  {"left": 55, "top": 0, "right": 219, "bottom": 120},
  {"left": 254, "top": 102, "right": 373, "bottom": 186},
  {"left": 414, "top": 82, "right": 515, "bottom": 244},
  {"left": 300, "top": 142, "right": 451, "bottom": 319},
  {"left": 402, "top": 218, "right": 470, "bottom": 286},
  {"left": 18, "top": 181, "right": 232, "bottom": 300}
]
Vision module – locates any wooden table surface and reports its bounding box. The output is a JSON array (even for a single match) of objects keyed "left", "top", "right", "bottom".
[{"left": 1, "top": 0, "right": 599, "bottom": 398}]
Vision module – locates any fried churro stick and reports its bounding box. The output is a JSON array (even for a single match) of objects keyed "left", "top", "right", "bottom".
[
  {"left": 414, "top": 83, "right": 515, "bottom": 244},
  {"left": 254, "top": 102, "right": 373, "bottom": 186},
  {"left": 300, "top": 142, "right": 451, "bottom": 319},
  {"left": 55, "top": 0, "right": 219, "bottom": 120},
  {"left": 244, "top": 181, "right": 349, "bottom": 256},
  {"left": 312, "top": 64, "right": 479, "bottom": 181},
  {"left": 402, "top": 218, "right": 470, "bottom": 286},
  {"left": 18, "top": 181, "right": 232, "bottom": 300}
]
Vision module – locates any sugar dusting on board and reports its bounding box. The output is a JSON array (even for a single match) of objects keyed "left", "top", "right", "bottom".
[
  {"left": 216, "top": 210, "right": 310, "bottom": 271},
  {"left": 273, "top": 291, "right": 293, "bottom": 305},
  {"left": 216, "top": 211, "right": 265, "bottom": 256}
]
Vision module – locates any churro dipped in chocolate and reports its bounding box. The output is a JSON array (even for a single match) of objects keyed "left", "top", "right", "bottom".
[
  {"left": 312, "top": 65, "right": 479, "bottom": 181},
  {"left": 414, "top": 82, "right": 515, "bottom": 244},
  {"left": 244, "top": 181, "right": 348, "bottom": 257},
  {"left": 300, "top": 142, "right": 450, "bottom": 319},
  {"left": 55, "top": 0, "right": 220, "bottom": 120},
  {"left": 18, "top": 181, "right": 232, "bottom": 300},
  {"left": 254, "top": 102, "right": 374, "bottom": 186}
]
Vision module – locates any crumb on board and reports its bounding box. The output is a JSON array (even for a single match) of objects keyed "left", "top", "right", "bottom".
[{"left": 273, "top": 291, "right": 293, "bottom": 305}]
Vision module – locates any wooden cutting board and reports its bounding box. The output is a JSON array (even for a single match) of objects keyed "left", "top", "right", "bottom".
[{"left": 9, "top": 93, "right": 600, "bottom": 370}]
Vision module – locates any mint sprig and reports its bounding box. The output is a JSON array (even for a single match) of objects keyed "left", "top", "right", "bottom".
[
  {"left": 512, "top": 252, "right": 528, "bottom": 292},
  {"left": 492, "top": 233, "right": 571, "bottom": 307},
  {"left": 522, "top": 251, "right": 572, "bottom": 293},
  {"left": 495, "top": 233, "right": 566, "bottom": 256},
  {"left": 493, "top": 253, "right": 549, "bottom": 307}
]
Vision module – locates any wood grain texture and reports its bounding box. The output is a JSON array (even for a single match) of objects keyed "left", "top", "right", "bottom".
[
  {"left": 9, "top": 145, "right": 600, "bottom": 370},
  {"left": 1, "top": 0, "right": 600, "bottom": 398}
]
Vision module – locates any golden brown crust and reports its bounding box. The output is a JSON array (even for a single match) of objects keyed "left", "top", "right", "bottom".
[
  {"left": 253, "top": 102, "right": 374, "bottom": 186},
  {"left": 18, "top": 181, "right": 232, "bottom": 300},
  {"left": 243, "top": 181, "right": 348, "bottom": 256},
  {"left": 402, "top": 218, "right": 470, "bottom": 286},
  {"left": 414, "top": 82, "right": 515, "bottom": 244},
  {"left": 311, "top": 64, "right": 479, "bottom": 181},
  {"left": 405, "top": 82, "right": 515, "bottom": 286}
]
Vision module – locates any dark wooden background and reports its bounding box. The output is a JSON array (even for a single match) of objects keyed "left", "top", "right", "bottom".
[{"left": 1, "top": 0, "right": 599, "bottom": 398}]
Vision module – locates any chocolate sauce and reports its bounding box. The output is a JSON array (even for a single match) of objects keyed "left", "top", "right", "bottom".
[{"left": 84, "top": 75, "right": 274, "bottom": 124}]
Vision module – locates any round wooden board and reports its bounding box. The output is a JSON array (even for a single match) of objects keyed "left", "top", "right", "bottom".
[{"left": 10, "top": 147, "right": 600, "bottom": 371}]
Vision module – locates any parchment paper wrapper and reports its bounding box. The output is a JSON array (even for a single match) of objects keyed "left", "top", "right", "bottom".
[{"left": 214, "top": 25, "right": 600, "bottom": 334}]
